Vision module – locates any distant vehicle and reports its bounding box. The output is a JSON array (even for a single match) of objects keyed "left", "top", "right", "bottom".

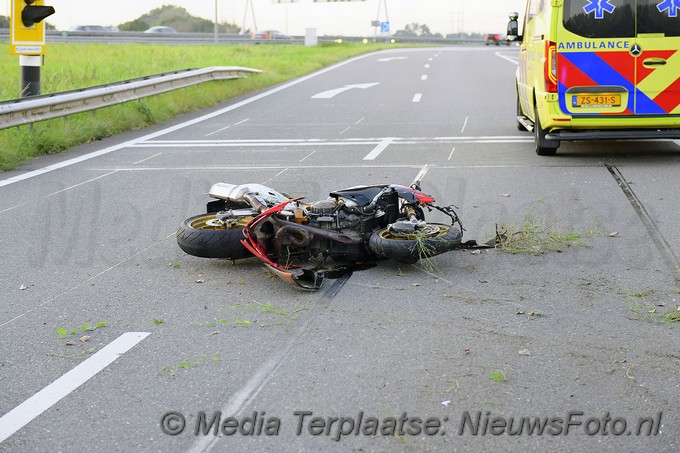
[
  {"left": 144, "top": 26, "right": 177, "bottom": 34},
  {"left": 67, "top": 25, "right": 118, "bottom": 32},
  {"left": 251, "top": 30, "right": 291, "bottom": 40},
  {"left": 485, "top": 33, "right": 509, "bottom": 46}
]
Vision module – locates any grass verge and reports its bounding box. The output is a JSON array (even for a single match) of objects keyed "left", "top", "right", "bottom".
[{"left": 0, "top": 42, "right": 396, "bottom": 171}]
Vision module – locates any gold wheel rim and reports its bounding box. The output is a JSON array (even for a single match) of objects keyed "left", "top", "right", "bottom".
[
  {"left": 379, "top": 225, "right": 450, "bottom": 241},
  {"left": 189, "top": 214, "right": 251, "bottom": 230}
]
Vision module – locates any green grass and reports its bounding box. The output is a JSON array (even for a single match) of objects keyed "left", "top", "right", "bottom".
[
  {"left": 217, "top": 300, "right": 301, "bottom": 327},
  {"left": 625, "top": 290, "right": 680, "bottom": 324},
  {"left": 57, "top": 321, "right": 107, "bottom": 338},
  {"left": 0, "top": 41, "right": 396, "bottom": 171},
  {"left": 495, "top": 211, "right": 593, "bottom": 255},
  {"left": 489, "top": 370, "right": 507, "bottom": 382}
]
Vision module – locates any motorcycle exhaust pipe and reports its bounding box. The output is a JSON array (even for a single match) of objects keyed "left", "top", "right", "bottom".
[
  {"left": 242, "top": 192, "right": 268, "bottom": 213},
  {"left": 275, "top": 225, "right": 313, "bottom": 247},
  {"left": 272, "top": 218, "right": 362, "bottom": 245}
]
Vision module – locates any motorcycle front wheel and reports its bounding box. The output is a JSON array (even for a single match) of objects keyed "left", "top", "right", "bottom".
[
  {"left": 368, "top": 223, "right": 462, "bottom": 264},
  {"left": 176, "top": 213, "right": 253, "bottom": 259}
]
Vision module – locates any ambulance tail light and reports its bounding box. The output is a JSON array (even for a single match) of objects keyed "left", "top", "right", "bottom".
[{"left": 544, "top": 41, "right": 558, "bottom": 93}]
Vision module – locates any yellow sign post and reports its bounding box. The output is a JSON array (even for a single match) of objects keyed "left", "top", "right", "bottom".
[{"left": 10, "top": 0, "right": 55, "bottom": 55}]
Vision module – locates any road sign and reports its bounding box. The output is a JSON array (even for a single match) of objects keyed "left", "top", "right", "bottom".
[
  {"left": 380, "top": 21, "right": 390, "bottom": 33},
  {"left": 10, "top": 0, "right": 55, "bottom": 55}
]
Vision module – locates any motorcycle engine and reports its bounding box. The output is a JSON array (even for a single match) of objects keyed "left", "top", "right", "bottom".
[{"left": 307, "top": 199, "right": 378, "bottom": 234}]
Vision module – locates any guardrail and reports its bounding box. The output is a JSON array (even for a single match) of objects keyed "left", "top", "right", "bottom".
[
  {"left": 0, "top": 66, "right": 261, "bottom": 131},
  {"left": 0, "top": 28, "right": 487, "bottom": 45}
]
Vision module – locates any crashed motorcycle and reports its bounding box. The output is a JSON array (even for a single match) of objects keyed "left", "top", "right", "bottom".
[{"left": 177, "top": 182, "right": 464, "bottom": 289}]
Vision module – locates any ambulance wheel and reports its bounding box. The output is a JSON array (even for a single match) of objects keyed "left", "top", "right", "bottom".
[{"left": 534, "top": 104, "right": 559, "bottom": 156}]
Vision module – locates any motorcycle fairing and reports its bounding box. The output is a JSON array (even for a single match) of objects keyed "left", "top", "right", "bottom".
[
  {"left": 330, "top": 185, "right": 387, "bottom": 206},
  {"left": 330, "top": 184, "right": 435, "bottom": 206}
]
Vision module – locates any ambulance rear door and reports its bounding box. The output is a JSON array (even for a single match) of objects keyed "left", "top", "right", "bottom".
[{"left": 634, "top": 0, "right": 680, "bottom": 115}]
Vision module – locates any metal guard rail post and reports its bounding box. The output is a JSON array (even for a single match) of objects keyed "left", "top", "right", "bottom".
[{"left": 0, "top": 66, "right": 261, "bottom": 130}]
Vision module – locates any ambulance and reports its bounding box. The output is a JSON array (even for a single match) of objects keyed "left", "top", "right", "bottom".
[{"left": 507, "top": 0, "right": 680, "bottom": 155}]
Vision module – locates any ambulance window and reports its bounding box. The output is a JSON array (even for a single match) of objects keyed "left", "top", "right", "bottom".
[
  {"left": 638, "top": 0, "right": 680, "bottom": 36},
  {"left": 526, "top": 0, "right": 547, "bottom": 35},
  {"left": 563, "top": 0, "right": 635, "bottom": 38},
  {"left": 528, "top": 0, "right": 546, "bottom": 18}
]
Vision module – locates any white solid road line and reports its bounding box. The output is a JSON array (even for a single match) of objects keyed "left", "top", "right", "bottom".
[
  {"left": 363, "top": 137, "right": 394, "bottom": 160},
  {"left": 0, "top": 332, "right": 150, "bottom": 443},
  {"left": 495, "top": 51, "right": 519, "bottom": 65},
  {"left": 125, "top": 136, "right": 534, "bottom": 149}
]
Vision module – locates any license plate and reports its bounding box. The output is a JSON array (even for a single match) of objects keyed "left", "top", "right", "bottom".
[{"left": 573, "top": 94, "right": 622, "bottom": 107}]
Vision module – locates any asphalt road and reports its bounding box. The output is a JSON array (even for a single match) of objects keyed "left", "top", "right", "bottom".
[{"left": 1, "top": 47, "right": 679, "bottom": 452}]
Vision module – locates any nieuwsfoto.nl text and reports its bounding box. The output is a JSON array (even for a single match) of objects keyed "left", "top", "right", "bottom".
[{"left": 160, "top": 410, "right": 662, "bottom": 439}]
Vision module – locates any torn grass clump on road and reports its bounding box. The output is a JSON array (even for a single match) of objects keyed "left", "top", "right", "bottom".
[
  {"left": 626, "top": 290, "right": 680, "bottom": 324},
  {"left": 495, "top": 211, "right": 592, "bottom": 255}
]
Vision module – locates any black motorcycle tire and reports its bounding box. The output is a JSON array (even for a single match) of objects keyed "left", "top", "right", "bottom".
[
  {"left": 368, "top": 224, "right": 462, "bottom": 264},
  {"left": 176, "top": 213, "right": 253, "bottom": 259}
]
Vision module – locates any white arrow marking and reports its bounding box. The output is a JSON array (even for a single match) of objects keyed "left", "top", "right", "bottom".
[
  {"left": 311, "top": 83, "right": 380, "bottom": 99},
  {"left": 363, "top": 137, "right": 394, "bottom": 160},
  {"left": 377, "top": 57, "right": 407, "bottom": 62}
]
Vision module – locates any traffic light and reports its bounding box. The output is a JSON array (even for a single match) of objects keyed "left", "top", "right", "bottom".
[{"left": 21, "top": 0, "right": 55, "bottom": 27}]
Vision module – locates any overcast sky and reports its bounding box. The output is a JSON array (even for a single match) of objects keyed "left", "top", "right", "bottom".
[{"left": 2, "top": 1, "right": 527, "bottom": 35}]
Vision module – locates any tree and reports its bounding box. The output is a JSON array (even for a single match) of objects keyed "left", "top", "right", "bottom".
[
  {"left": 394, "top": 23, "right": 441, "bottom": 38},
  {"left": 117, "top": 5, "right": 241, "bottom": 33},
  {"left": 119, "top": 19, "right": 149, "bottom": 32}
]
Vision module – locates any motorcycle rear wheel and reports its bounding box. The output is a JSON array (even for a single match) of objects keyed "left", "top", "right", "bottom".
[
  {"left": 176, "top": 213, "right": 253, "bottom": 259},
  {"left": 368, "top": 223, "right": 462, "bottom": 264}
]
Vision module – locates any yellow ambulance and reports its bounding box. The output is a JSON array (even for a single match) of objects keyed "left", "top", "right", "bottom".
[{"left": 507, "top": 0, "right": 680, "bottom": 155}]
